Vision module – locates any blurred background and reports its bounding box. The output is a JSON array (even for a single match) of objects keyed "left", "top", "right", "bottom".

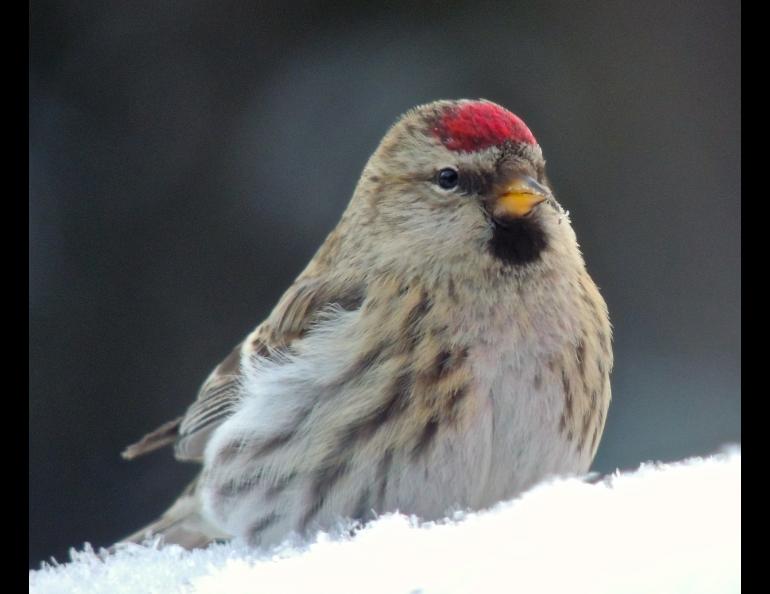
[{"left": 29, "top": 0, "right": 740, "bottom": 568}]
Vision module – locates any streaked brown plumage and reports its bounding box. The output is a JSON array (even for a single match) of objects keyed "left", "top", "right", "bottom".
[{"left": 120, "top": 99, "right": 612, "bottom": 549}]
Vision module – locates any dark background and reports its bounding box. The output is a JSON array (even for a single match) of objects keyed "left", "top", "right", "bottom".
[{"left": 29, "top": 0, "right": 740, "bottom": 568}]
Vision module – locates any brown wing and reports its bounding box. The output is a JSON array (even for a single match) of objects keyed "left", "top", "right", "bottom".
[
  {"left": 172, "top": 341, "right": 248, "bottom": 461},
  {"left": 122, "top": 275, "right": 365, "bottom": 462}
]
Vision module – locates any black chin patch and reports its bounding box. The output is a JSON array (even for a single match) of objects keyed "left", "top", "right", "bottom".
[{"left": 488, "top": 217, "right": 547, "bottom": 266}]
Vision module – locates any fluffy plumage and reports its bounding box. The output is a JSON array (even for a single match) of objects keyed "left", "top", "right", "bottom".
[{"left": 120, "top": 99, "right": 613, "bottom": 549}]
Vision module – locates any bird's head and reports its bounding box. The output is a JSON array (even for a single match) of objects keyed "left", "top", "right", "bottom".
[{"left": 340, "top": 99, "right": 581, "bottom": 281}]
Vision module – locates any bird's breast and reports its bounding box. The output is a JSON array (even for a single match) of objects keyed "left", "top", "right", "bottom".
[{"left": 456, "top": 272, "right": 611, "bottom": 506}]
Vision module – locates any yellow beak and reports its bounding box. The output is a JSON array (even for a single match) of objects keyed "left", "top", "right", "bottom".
[{"left": 493, "top": 176, "right": 549, "bottom": 219}]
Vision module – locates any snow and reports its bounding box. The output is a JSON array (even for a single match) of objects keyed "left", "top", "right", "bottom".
[{"left": 30, "top": 447, "right": 740, "bottom": 594}]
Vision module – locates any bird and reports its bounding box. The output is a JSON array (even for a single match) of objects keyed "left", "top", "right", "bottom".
[{"left": 119, "top": 98, "right": 613, "bottom": 550}]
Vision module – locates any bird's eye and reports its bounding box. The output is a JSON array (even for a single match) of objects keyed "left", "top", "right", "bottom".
[{"left": 436, "top": 168, "right": 459, "bottom": 190}]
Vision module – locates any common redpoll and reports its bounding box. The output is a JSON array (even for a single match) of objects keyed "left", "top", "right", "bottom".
[{"left": 121, "top": 99, "right": 613, "bottom": 549}]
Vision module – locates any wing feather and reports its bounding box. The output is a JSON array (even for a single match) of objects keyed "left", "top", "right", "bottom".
[{"left": 122, "top": 274, "right": 365, "bottom": 462}]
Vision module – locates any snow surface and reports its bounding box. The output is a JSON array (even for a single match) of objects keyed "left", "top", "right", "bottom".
[{"left": 31, "top": 447, "right": 740, "bottom": 594}]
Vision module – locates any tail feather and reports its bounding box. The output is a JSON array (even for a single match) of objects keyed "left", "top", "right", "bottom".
[
  {"left": 121, "top": 417, "right": 183, "bottom": 460},
  {"left": 118, "top": 478, "right": 228, "bottom": 550}
]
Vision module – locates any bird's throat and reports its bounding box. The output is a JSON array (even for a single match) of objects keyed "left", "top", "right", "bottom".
[{"left": 488, "top": 218, "right": 547, "bottom": 266}]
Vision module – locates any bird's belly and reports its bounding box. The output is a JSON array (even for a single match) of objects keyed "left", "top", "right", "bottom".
[
  {"left": 480, "top": 362, "right": 588, "bottom": 506},
  {"left": 379, "top": 350, "right": 586, "bottom": 519}
]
